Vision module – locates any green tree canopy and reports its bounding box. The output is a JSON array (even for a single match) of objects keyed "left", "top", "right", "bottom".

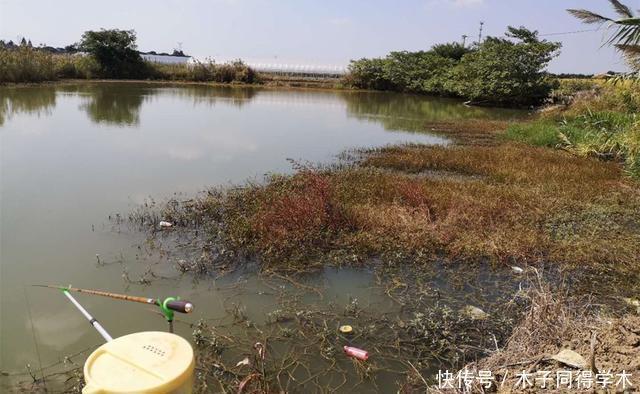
[
  {"left": 449, "top": 26, "right": 561, "bottom": 105},
  {"left": 78, "top": 29, "right": 146, "bottom": 78},
  {"left": 430, "top": 42, "right": 472, "bottom": 61},
  {"left": 346, "top": 26, "right": 560, "bottom": 106}
]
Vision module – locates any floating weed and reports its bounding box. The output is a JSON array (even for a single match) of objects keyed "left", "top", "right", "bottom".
[{"left": 266, "top": 309, "right": 291, "bottom": 324}]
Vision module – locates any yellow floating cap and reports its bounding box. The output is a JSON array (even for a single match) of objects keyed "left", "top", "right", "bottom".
[
  {"left": 83, "top": 331, "right": 194, "bottom": 394},
  {"left": 339, "top": 325, "right": 353, "bottom": 334}
]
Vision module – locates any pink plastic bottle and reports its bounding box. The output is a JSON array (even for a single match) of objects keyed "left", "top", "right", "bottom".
[{"left": 343, "top": 346, "right": 369, "bottom": 361}]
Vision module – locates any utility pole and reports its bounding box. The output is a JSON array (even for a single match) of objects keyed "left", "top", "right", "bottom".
[
  {"left": 461, "top": 34, "right": 468, "bottom": 47},
  {"left": 478, "top": 21, "right": 484, "bottom": 44}
]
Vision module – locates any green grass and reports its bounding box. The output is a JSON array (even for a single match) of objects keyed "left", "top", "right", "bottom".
[
  {"left": 504, "top": 121, "right": 560, "bottom": 147},
  {"left": 505, "top": 85, "right": 640, "bottom": 177}
]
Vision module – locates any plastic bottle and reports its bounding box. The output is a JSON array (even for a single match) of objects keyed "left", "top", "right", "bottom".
[{"left": 343, "top": 346, "right": 368, "bottom": 361}]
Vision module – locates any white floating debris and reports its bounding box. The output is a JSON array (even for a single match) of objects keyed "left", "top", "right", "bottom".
[
  {"left": 511, "top": 266, "right": 524, "bottom": 274},
  {"left": 623, "top": 297, "right": 640, "bottom": 307},
  {"left": 235, "top": 357, "right": 250, "bottom": 367},
  {"left": 460, "top": 305, "right": 489, "bottom": 320},
  {"left": 623, "top": 297, "right": 640, "bottom": 314},
  {"left": 551, "top": 349, "right": 587, "bottom": 369},
  {"left": 159, "top": 221, "right": 173, "bottom": 228}
]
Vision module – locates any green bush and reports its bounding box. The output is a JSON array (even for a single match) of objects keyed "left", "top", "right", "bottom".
[
  {"left": 386, "top": 51, "right": 457, "bottom": 94},
  {"left": 346, "top": 27, "right": 561, "bottom": 106},
  {"left": 78, "top": 29, "right": 148, "bottom": 79},
  {"left": 430, "top": 42, "right": 472, "bottom": 61},
  {"left": 344, "top": 57, "right": 394, "bottom": 91},
  {"left": 447, "top": 28, "right": 561, "bottom": 106}
]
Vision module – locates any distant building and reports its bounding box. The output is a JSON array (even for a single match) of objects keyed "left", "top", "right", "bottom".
[{"left": 140, "top": 52, "right": 191, "bottom": 64}]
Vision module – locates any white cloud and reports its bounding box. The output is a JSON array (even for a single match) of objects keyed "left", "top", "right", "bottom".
[
  {"left": 452, "top": 0, "right": 483, "bottom": 6},
  {"left": 426, "top": 0, "right": 484, "bottom": 9},
  {"left": 328, "top": 17, "right": 351, "bottom": 27}
]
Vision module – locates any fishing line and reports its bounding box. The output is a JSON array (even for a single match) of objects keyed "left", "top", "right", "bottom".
[
  {"left": 539, "top": 28, "right": 603, "bottom": 37},
  {"left": 23, "top": 284, "right": 46, "bottom": 390},
  {"left": 461, "top": 27, "right": 604, "bottom": 42}
]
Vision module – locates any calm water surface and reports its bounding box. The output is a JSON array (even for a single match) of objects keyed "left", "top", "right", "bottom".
[{"left": 0, "top": 83, "right": 525, "bottom": 391}]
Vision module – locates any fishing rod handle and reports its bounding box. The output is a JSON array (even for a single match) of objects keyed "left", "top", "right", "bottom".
[{"left": 166, "top": 300, "right": 194, "bottom": 313}]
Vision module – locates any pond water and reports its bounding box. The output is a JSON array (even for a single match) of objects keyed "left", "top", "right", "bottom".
[{"left": 0, "top": 82, "right": 526, "bottom": 392}]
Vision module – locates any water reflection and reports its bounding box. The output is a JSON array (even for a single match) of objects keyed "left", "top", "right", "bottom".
[
  {"left": 0, "top": 83, "right": 525, "bottom": 129},
  {"left": 77, "top": 84, "right": 148, "bottom": 126},
  {"left": 1, "top": 83, "right": 524, "bottom": 388},
  {"left": 341, "top": 91, "right": 524, "bottom": 132},
  {"left": 0, "top": 86, "right": 56, "bottom": 126},
  {"left": 70, "top": 83, "right": 259, "bottom": 126},
  {"left": 162, "top": 84, "right": 258, "bottom": 107}
]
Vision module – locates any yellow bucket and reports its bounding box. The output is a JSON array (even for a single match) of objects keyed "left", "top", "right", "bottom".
[{"left": 83, "top": 331, "right": 194, "bottom": 394}]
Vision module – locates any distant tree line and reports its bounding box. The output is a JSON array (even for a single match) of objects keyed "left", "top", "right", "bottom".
[
  {"left": 346, "top": 26, "right": 562, "bottom": 106},
  {"left": 1, "top": 29, "right": 258, "bottom": 83},
  {"left": 142, "top": 50, "right": 187, "bottom": 57},
  {"left": 550, "top": 73, "right": 594, "bottom": 79},
  {"left": 0, "top": 31, "right": 186, "bottom": 60}
]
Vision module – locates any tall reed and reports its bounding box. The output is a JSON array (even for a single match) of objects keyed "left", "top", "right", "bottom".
[{"left": 0, "top": 47, "right": 99, "bottom": 83}]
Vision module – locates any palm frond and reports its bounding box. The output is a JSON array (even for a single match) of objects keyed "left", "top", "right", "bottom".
[
  {"left": 567, "top": 9, "right": 613, "bottom": 24},
  {"left": 606, "top": 19, "right": 640, "bottom": 46},
  {"left": 609, "top": 0, "right": 634, "bottom": 18},
  {"left": 616, "top": 44, "right": 640, "bottom": 55},
  {"left": 616, "top": 44, "right": 640, "bottom": 71},
  {"left": 569, "top": 3, "right": 640, "bottom": 72}
]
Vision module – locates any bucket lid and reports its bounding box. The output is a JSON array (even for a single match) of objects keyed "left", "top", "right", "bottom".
[{"left": 83, "top": 331, "right": 194, "bottom": 393}]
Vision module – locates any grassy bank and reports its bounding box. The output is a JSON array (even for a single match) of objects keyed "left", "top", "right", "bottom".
[
  {"left": 0, "top": 47, "right": 258, "bottom": 84},
  {"left": 150, "top": 140, "right": 639, "bottom": 273},
  {"left": 147, "top": 60, "right": 258, "bottom": 84},
  {"left": 506, "top": 83, "right": 640, "bottom": 177},
  {"left": 141, "top": 87, "right": 639, "bottom": 276},
  {"left": 0, "top": 47, "right": 101, "bottom": 82}
]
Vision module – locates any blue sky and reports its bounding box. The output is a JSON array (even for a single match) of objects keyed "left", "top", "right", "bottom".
[{"left": 0, "top": 0, "right": 634, "bottom": 73}]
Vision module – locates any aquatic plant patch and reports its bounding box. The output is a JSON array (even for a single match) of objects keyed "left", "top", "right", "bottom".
[{"left": 134, "top": 142, "right": 639, "bottom": 275}]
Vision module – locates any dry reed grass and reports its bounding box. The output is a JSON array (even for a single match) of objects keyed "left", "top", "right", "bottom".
[
  {"left": 426, "top": 271, "right": 640, "bottom": 393},
  {"left": 155, "top": 141, "right": 639, "bottom": 273}
]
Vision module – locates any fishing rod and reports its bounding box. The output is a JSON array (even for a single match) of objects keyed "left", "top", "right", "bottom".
[{"left": 35, "top": 285, "right": 194, "bottom": 335}]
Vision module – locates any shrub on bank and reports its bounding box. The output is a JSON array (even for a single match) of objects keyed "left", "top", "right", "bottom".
[
  {"left": 447, "top": 29, "right": 561, "bottom": 106},
  {"left": 345, "top": 51, "right": 456, "bottom": 94},
  {"left": 78, "top": 29, "right": 149, "bottom": 79},
  {"left": 346, "top": 26, "right": 561, "bottom": 106}
]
